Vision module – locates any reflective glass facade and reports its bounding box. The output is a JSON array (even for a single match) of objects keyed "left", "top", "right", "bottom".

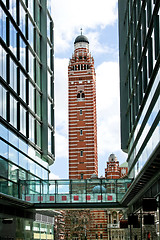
[
  {"left": 0, "top": 0, "right": 54, "bottom": 188},
  {"left": 118, "top": 1, "right": 160, "bottom": 178},
  {"left": 0, "top": 0, "right": 55, "bottom": 238}
]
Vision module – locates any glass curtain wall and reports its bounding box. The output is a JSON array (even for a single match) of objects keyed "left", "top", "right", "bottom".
[{"left": 0, "top": 0, "right": 54, "bottom": 198}]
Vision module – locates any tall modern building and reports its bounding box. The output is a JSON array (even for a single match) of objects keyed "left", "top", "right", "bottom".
[
  {"left": 0, "top": 0, "right": 55, "bottom": 238},
  {"left": 118, "top": 0, "right": 160, "bottom": 236},
  {"left": 68, "top": 32, "right": 98, "bottom": 179}
]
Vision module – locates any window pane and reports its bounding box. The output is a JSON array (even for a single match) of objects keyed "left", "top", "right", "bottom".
[
  {"left": 47, "top": 0, "right": 51, "bottom": 15},
  {"left": 48, "top": 128, "right": 52, "bottom": 153},
  {"left": 0, "top": 45, "right": 7, "bottom": 81},
  {"left": 28, "top": 17, "right": 34, "bottom": 49},
  {"left": 20, "top": 105, "right": 26, "bottom": 136},
  {"left": 19, "top": 3, "right": 26, "bottom": 36},
  {"left": 35, "top": 5, "right": 40, "bottom": 29},
  {"left": 0, "top": 84, "right": 7, "bottom": 119},
  {"left": 28, "top": 50, "right": 34, "bottom": 80},
  {"left": 36, "top": 61, "right": 41, "bottom": 88},
  {"left": 0, "top": 140, "right": 8, "bottom": 159},
  {"left": 8, "top": 163, "right": 18, "bottom": 181},
  {"left": 36, "top": 91, "right": 41, "bottom": 117},
  {"left": 35, "top": 31, "right": 40, "bottom": 58},
  {"left": 10, "top": 95, "right": 17, "bottom": 128},
  {"left": 0, "top": 123, "right": 8, "bottom": 140},
  {"left": 19, "top": 37, "right": 26, "bottom": 68},
  {"left": 47, "top": 42, "right": 50, "bottom": 68},
  {"left": 9, "top": 0, "right": 17, "bottom": 23},
  {"left": 48, "top": 71, "right": 51, "bottom": 96},
  {"left": 29, "top": 114, "right": 35, "bottom": 143},
  {"left": 36, "top": 121, "right": 41, "bottom": 148},
  {"left": 0, "top": 8, "right": 6, "bottom": 42},
  {"left": 9, "top": 22, "right": 17, "bottom": 56},
  {"left": 48, "top": 99, "right": 51, "bottom": 125},
  {"left": 19, "top": 138, "right": 28, "bottom": 155},
  {"left": 9, "top": 145, "right": 18, "bottom": 165},
  {"left": 10, "top": 58, "right": 17, "bottom": 92},
  {"left": 0, "top": 157, "right": 8, "bottom": 178},
  {"left": 20, "top": 71, "right": 26, "bottom": 102},
  {"left": 28, "top": 0, "right": 34, "bottom": 19},
  {"left": 47, "top": 14, "right": 51, "bottom": 41},
  {"left": 29, "top": 81, "right": 35, "bottom": 112},
  {"left": 19, "top": 152, "right": 28, "bottom": 169},
  {"left": 9, "top": 131, "right": 18, "bottom": 148}
]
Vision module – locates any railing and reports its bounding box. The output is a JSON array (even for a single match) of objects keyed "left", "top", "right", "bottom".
[
  {"left": 18, "top": 178, "right": 132, "bottom": 204},
  {"left": 107, "top": 223, "right": 120, "bottom": 228}
]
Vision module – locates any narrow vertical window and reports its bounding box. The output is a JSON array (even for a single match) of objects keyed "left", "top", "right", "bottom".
[
  {"left": 10, "top": 58, "right": 17, "bottom": 92},
  {"left": 80, "top": 150, "right": 83, "bottom": 157},
  {"left": 29, "top": 114, "right": 35, "bottom": 143},
  {"left": 0, "top": 84, "right": 7, "bottom": 119},
  {"left": 80, "top": 109, "right": 82, "bottom": 115},
  {"left": 20, "top": 105, "right": 26, "bottom": 136},
  {"left": 0, "top": 46, "right": 7, "bottom": 81},
  {"left": 10, "top": 95, "right": 17, "bottom": 128},
  {"left": 20, "top": 71, "right": 26, "bottom": 102},
  {"left": 80, "top": 129, "right": 83, "bottom": 135}
]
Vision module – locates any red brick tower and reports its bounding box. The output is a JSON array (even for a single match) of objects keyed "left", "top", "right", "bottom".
[{"left": 68, "top": 32, "right": 98, "bottom": 179}]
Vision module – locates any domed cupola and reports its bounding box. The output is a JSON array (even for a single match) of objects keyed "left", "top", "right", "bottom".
[
  {"left": 74, "top": 29, "right": 89, "bottom": 50},
  {"left": 74, "top": 34, "right": 89, "bottom": 44}
]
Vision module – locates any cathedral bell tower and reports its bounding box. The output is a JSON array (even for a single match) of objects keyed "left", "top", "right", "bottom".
[{"left": 68, "top": 32, "right": 98, "bottom": 179}]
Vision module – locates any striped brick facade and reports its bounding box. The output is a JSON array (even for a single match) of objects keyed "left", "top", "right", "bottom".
[
  {"left": 68, "top": 36, "right": 98, "bottom": 179},
  {"left": 105, "top": 154, "right": 128, "bottom": 179}
]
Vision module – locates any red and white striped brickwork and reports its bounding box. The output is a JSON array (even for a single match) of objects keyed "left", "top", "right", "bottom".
[{"left": 68, "top": 41, "right": 98, "bottom": 179}]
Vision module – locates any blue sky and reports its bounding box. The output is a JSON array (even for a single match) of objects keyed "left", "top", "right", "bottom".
[{"left": 49, "top": 0, "right": 127, "bottom": 179}]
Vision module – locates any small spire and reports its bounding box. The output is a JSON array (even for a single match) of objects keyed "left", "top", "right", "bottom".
[{"left": 80, "top": 28, "right": 83, "bottom": 35}]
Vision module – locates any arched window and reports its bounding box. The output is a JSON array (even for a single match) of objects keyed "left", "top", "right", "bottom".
[
  {"left": 77, "top": 90, "right": 85, "bottom": 100},
  {"left": 81, "top": 64, "right": 83, "bottom": 70},
  {"left": 78, "top": 65, "right": 80, "bottom": 70},
  {"left": 77, "top": 92, "right": 80, "bottom": 98}
]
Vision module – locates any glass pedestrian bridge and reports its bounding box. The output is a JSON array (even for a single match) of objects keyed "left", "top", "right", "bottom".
[{"left": 18, "top": 178, "right": 132, "bottom": 209}]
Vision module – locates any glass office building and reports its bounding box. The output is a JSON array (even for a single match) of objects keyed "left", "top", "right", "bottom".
[
  {"left": 0, "top": 0, "right": 55, "bottom": 238},
  {"left": 118, "top": 0, "right": 160, "bottom": 235},
  {"left": 118, "top": 0, "right": 160, "bottom": 236}
]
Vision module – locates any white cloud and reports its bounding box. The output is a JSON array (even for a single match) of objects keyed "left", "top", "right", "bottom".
[
  {"left": 49, "top": 172, "right": 60, "bottom": 180},
  {"left": 96, "top": 61, "right": 119, "bottom": 111},
  {"left": 96, "top": 61, "right": 121, "bottom": 155},
  {"left": 55, "top": 132, "right": 68, "bottom": 158},
  {"left": 54, "top": 58, "right": 69, "bottom": 159},
  {"left": 51, "top": 0, "right": 118, "bottom": 53},
  {"left": 87, "top": 31, "right": 114, "bottom": 55},
  {"left": 54, "top": 57, "right": 68, "bottom": 127}
]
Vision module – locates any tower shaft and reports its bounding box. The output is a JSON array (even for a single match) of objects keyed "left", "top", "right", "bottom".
[{"left": 68, "top": 36, "right": 98, "bottom": 179}]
